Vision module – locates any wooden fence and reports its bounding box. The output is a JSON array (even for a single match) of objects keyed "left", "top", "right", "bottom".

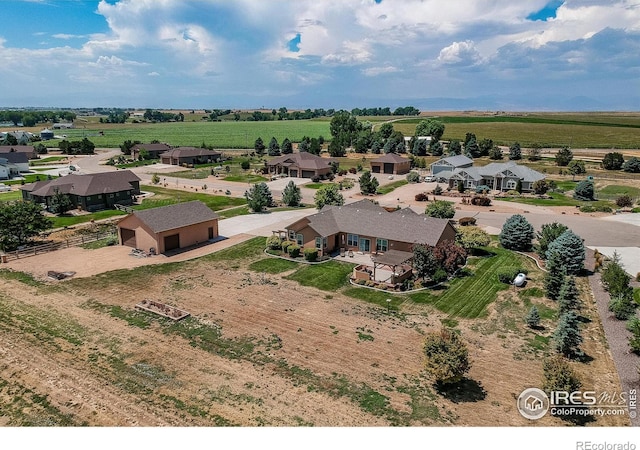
[{"left": 1, "top": 232, "right": 116, "bottom": 262}]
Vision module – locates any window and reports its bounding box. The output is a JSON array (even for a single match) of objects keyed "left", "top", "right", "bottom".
[
  {"left": 347, "top": 234, "right": 358, "bottom": 247},
  {"left": 288, "top": 230, "right": 296, "bottom": 240},
  {"left": 506, "top": 179, "right": 517, "bottom": 190},
  {"left": 315, "top": 237, "right": 322, "bottom": 249},
  {"left": 296, "top": 234, "right": 303, "bottom": 246},
  {"left": 466, "top": 180, "right": 474, "bottom": 188},
  {"left": 376, "top": 239, "right": 388, "bottom": 252},
  {"left": 108, "top": 194, "right": 114, "bottom": 198}
]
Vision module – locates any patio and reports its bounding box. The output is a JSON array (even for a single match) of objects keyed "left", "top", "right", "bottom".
[{"left": 336, "top": 249, "right": 414, "bottom": 285}]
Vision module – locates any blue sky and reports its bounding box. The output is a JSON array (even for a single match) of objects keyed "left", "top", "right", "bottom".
[{"left": 0, "top": 0, "right": 638, "bottom": 111}]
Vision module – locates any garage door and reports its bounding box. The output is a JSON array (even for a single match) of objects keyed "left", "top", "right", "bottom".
[
  {"left": 383, "top": 163, "right": 394, "bottom": 174},
  {"left": 289, "top": 169, "right": 298, "bottom": 177},
  {"left": 372, "top": 165, "right": 380, "bottom": 173},
  {"left": 301, "top": 170, "right": 315, "bottom": 178},
  {"left": 164, "top": 234, "right": 180, "bottom": 251},
  {"left": 120, "top": 228, "right": 136, "bottom": 248}
]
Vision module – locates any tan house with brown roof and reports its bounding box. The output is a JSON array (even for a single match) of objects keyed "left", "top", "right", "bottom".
[
  {"left": 20, "top": 170, "right": 141, "bottom": 212},
  {"left": 131, "top": 143, "right": 171, "bottom": 160},
  {"left": 0, "top": 145, "right": 38, "bottom": 160},
  {"left": 159, "top": 147, "right": 222, "bottom": 166},
  {"left": 267, "top": 152, "right": 334, "bottom": 178},
  {"left": 284, "top": 199, "right": 456, "bottom": 256},
  {"left": 370, "top": 153, "right": 411, "bottom": 175},
  {"left": 117, "top": 201, "right": 219, "bottom": 254}
]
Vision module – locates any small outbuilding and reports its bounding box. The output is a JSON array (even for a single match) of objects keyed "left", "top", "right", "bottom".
[
  {"left": 40, "top": 128, "right": 54, "bottom": 140},
  {"left": 117, "top": 200, "right": 219, "bottom": 254},
  {"left": 370, "top": 153, "right": 411, "bottom": 175}
]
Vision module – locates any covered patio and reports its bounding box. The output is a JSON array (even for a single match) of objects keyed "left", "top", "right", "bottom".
[{"left": 350, "top": 249, "right": 414, "bottom": 285}]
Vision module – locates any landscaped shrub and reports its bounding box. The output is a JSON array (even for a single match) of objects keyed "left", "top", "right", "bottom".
[
  {"left": 458, "top": 217, "right": 477, "bottom": 226},
  {"left": 580, "top": 205, "right": 612, "bottom": 213},
  {"left": 311, "top": 175, "right": 321, "bottom": 183},
  {"left": 348, "top": 167, "right": 357, "bottom": 174},
  {"left": 471, "top": 196, "right": 491, "bottom": 206},
  {"left": 303, "top": 248, "right": 318, "bottom": 262},
  {"left": 415, "top": 193, "right": 429, "bottom": 202},
  {"left": 266, "top": 235, "right": 282, "bottom": 250},
  {"left": 505, "top": 190, "right": 520, "bottom": 196},
  {"left": 573, "top": 180, "right": 595, "bottom": 201},
  {"left": 497, "top": 267, "right": 524, "bottom": 284},
  {"left": 287, "top": 244, "right": 301, "bottom": 258},
  {"left": 432, "top": 268, "right": 448, "bottom": 284},
  {"left": 432, "top": 184, "right": 443, "bottom": 195},
  {"left": 406, "top": 171, "right": 421, "bottom": 183},
  {"left": 280, "top": 240, "right": 294, "bottom": 253},
  {"left": 608, "top": 294, "right": 637, "bottom": 320},
  {"left": 616, "top": 195, "right": 633, "bottom": 208},
  {"left": 475, "top": 185, "right": 490, "bottom": 194}
]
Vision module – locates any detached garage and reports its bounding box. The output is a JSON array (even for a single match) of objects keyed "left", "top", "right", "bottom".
[
  {"left": 117, "top": 201, "right": 219, "bottom": 254},
  {"left": 370, "top": 153, "right": 411, "bottom": 175}
]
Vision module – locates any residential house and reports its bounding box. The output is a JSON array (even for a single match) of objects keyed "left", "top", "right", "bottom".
[
  {"left": 370, "top": 153, "right": 411, "bottom": 175},
  {"left": 117, "top": 201, "right": 219, "bottom": 254},
  {"left": 267, "top": 152, "right": 334, "bottom": 178},
  {"left": 429, "top": 155, "right": 473, "bottom": 177},
  {"left": 131, "top": 143, "right": 171, "bottom": 161},
  {"left": 446, "top": 162, "right": 545, "bottom": 192},
  {"left": 159, "top": 147, "right": 221, "bottom": 166},
  {"left": 20, "top": 170, "right": 141, "bottom": 212},
  {"left": 0, "top": 152, "right": 29, "bottom": 179},
  {"left": 0, "top": 131, "right": 34, "bottom": 145},
  {"left": 284, "top": 199, "right": 456, "bottom": 257},
  {"left": 0, "top": 145, "right": 38, "bottom": 159}
]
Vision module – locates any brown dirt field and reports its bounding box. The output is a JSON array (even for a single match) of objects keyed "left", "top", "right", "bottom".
[{"left": 0, "top": 241, "right": 629, "bottom": 427}]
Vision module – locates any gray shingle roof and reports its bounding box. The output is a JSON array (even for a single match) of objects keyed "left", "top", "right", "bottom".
[
  {"left": 432, "top": 155, "right": 473, "bottom": 167},
  {"left": 131, "top": 201, "right": 219, "bottom": 233},
  {"left": 159, "top": 147, "right": 221, "bottom": 159},
  {"left": 21, "top": 170, "right": 140, "bottom": 197},
  {"left": 303, "top": 199, "right": 451, "bottom": 246},
  {"left": 267, "top": 152, "right": 333, "bottom": 170}
]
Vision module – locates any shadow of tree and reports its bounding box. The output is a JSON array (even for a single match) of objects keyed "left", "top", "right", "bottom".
[{"left": 435, "top": 378, "right": 487, "bottom": 403}]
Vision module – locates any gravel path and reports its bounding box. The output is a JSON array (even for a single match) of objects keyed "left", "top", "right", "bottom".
[{"left": 585, "top": 250, "right": 640, "bottom": 426}]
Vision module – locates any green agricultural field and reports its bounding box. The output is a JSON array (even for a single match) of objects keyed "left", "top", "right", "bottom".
[{"left": 42, "top": 120, "right": 332, "bottom": 149}]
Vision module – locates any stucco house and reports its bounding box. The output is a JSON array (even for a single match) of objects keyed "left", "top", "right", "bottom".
[
  {"left": 370, "top": 153, "right": 411, "bottom": 175},
  {"left": 117, "top": 201, "right": 219, "bottom": 254},
  {"left": 267, "top": 152, "right": 334, "bottom": 178},
  {"left": 20, "top": 170, "right": 141, "bottom": 212},
  {"left": 429, "top": 155, "right": 473, "bottom": 177},
  {"left": 0, "top": 152, "right": 29, "bottom": 179},
  {"left": 131, "top": 143, "right": 172, "bottom": 161},
  {"left": 159, "top": 147, "right": 222, "bottom": 166},
  {"left": 283, "top": 199, "right": 456, "bottom": 256},
  {"left": 446, "top": 162, "right": 545, "bottom": 192}
]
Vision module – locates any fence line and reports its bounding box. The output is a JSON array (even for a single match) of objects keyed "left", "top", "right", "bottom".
[{"left": 1, "top": 232, "right": 116, "bottom": 262}]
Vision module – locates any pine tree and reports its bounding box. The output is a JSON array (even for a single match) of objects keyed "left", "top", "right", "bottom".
[
  {"left": 525, "top": 306, "right": 541, "bottom": 328},
  {"left": 267, "top": 137, "right": 280, "bottom": 156},
  {"left": 553, "top": 311, "right": 583, "bottom": 357},
  {"left": 557, "top": 276, "right": 581, "bottom": 313},
  {"left": 245, "top": 182, "right": 273, "bottom": 212},
  {"left": 281, "top": 138, "right": 293, "bottom": 154},
  {"left": 544, "top": 250, "right": 566, "bottom": 301},
  {"left": 546, "top": 230, "right": 585, "bottom": 275},
  {"left": 499, "top": 214, "right": 534, "bottom": 251},
  {"left": 254, "top": 137, "right": 265, "bottom": 156},
  {"left": 282, "top": 180, "right": 302, "bottom": 207}
]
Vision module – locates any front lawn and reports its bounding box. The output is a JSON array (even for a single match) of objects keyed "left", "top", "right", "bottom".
[
  {"left": 223, "top": 174, "right": 268, "bottom": 183},
  {"left": 377, "top": 180, "right": 408, "bottom": 195},
  {"left": 285, "top": 261, "right": 355, "bottom": 291},
  {"left": 138, "top": 185, "right": 246, "bottom": 211},
  {"left": 51, "top": 210, "right": 127, "bottom": 228},
  {"left": 248, "top": 258, "right": 300, "bottom": 274},
  {"left": 0, "top": 191, "right": 23, "bottom": 203}
]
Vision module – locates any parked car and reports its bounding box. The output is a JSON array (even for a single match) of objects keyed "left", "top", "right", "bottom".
[{"left": 423, "top": 176, "right": 435, "bottom": 182}]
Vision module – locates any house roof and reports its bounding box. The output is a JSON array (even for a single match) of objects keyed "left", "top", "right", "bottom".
[
  {"left": 372, "top": 249, "right": 414, "bottom": 266},
  {"left": 0, "top": 145, "right": 36, "bottom": 156},
  {"left": 0, "top": 152, "right": 28, "bottom": 164},
  {"left": 371, "top": 153, "right": 410, "bottom": 164},
  {"left": 267, "top": 151, "right": 334, "bottom": 170},
  {"left": 21, "top": 170, "right": 140, "bottom": 197},
  {"left": 159, "top": 147, "right": 221, "bottom": 159},
  {"left": 451, "top": 162, "right": 545, "bottom": 183},
  {"left": 132, "top": 143, "right": 171, "bottom": 152},
  {"left": 299, "top": 199, "right": 452, "bottom": 246},
  {"left": 431, "top": 155, "right": 473, "bottom": 167},
  {"left": 128, "top": 200, "right": 219, "bottom": 233}
]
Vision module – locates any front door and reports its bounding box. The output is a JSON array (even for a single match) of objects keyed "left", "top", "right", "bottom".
[{"left": 359, "top": 238, "right": 370, "bottom": 252}]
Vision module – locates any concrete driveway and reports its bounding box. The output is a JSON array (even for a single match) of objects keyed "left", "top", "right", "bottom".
[{"left": 218, "top": 209, "right": 314, "bottom": 238}]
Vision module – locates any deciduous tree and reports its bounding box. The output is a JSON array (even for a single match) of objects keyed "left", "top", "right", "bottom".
[
  {"left": 0, "top": 201, "right": 53, "bottom": 251},
  {"left": 423, "top": 328, "right": 471, "bottom": 385},
  {"left": 425, "top": 200, "right": 455, "bottom": 219},
  {"left": 602, "top": 152, "right": 624, "bottom": 170},
  {"left": 314, "top": 184, "right": 344, "bottom": 209}
]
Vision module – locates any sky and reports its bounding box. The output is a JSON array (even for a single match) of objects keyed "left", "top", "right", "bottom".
[{"left": 0, "top": 0, "right": 639, "bottom": 111}]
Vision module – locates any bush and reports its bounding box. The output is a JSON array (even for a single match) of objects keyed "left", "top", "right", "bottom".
[
  {"left": 497, "top": 267, "right": 528, "bottom": 284},
  {"left": 240, "top": 160, "right": 251, "bottom": 170},
  {"left": 303, "top": 248, "right": 318, "bottom": 262},
  {"left": 415, "top": 193, "right": 429, "bottom": 202},
  {"left": 471, "top": 196, "right": 491, "bottom": 206},
  {"left": 432, "top": 268, "right": 448, "bottom": 284},
  {"left": 266, "top": 235, "right": 282, "bottom": 250},
  {"left": 573, "top": 180, "right": 595, "bottom": 201},
  {"left": 458, "top": 217, "right": 477, "bottom": 226},
  {"left": 623, "top": 157, "right": 640, "bottom": 173},
  {"left": 475, "top": 185, "right": 490, "bottom": 194},
  {"left": 406, "top": 171, "right": 421, "bottom": 183},
  {"left": 616, "top": 195, "right": 633, "bottom": 208},
  {"left": 425, "top": 200, "right": 456, "bottom": 219},
  {"left": 287, "top": 244, "right": 301, "bottom": 258},
  {"left": 311, "top": 175, "right": 321, "bottom": 183},
  {"left": 432, "top": 184, "right": 443, "bottom": 195},
  {"left": 348, "top": 167, "right": 357, "bottom": 174},
  {"left": 602, "top": 152, "right": 625, "bottom": 170},
  {"left": 280, "top": 240, "right": 294, "bottom": 253},
  {"left": 608, "top": 295, "right": 637, "bottom": 320}
]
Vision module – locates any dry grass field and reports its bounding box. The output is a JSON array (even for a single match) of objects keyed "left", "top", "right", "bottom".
[{"left": 0, "top": 236, "right": 628, "bottom": 427}]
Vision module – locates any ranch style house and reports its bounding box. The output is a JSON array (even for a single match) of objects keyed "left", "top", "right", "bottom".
[{"left": 267, "top": 152, "right": 334, "bottom": 179}]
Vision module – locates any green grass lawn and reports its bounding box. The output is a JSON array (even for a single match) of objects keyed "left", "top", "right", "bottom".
[
  {"left": 115, "top": 159, "right": 160, "bottom": 169},
  {"left": 4, "top": 174, "right": 58, "bottom": 185},
  {"left": 598, "top": 184, "right": 640, "bottom": 200},
  {"left": 498, "top": 191, "right": 614, "bottom": 209},
  {"left": 248, "top": 258, "right": 300, "bottom": 274},
  {"left": 342, "top": 287, "right": 403, "bottom": 311},
  {"left": 223, "top": 174, "right": 268, "bottom": 183},
  {"left": 377, "top": 179, "right": 408, "bottom": 195},
  {"left": 304, "top": 182, "right": 336, "bottom": 190},
  {"left": 216, "top": 205, "right": 251, "bottom": 219},
  {"left": 408, "top": 246, "right": 534, "bottom": 318},
  {"left": 0, "top": 190, "right": 23, "bottom": 202},
  {"left": 137, "top": 185, "right": 246, "bottom": 211},
  {"left": 285, "top": 261, "right": 355, "bottom": 292},
  {"left": 51, "top": 210, "right": 126, "bottom": 228},
  {"left": 200, "top": 236, "right": 266, "bottom": 263},
  {"left": 30, "top": 156, "right": 68, "bottom": 166}
]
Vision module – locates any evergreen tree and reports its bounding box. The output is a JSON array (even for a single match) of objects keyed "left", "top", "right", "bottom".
[
  {"left": 282, "top": 180, "right": 302, "bottom": 207},
  {"left": 244, "top": 183, "right": 273, "bottom": 212},
  {"left": 546, "top": 230, "right": 585, "bottom": 275},
  {"left": 526, "top": 306, "right": 541, "bottom": 328},
  {"left": 488, "top": 146, "right": 503, "bottom": 160},
  {"left": 573, "top": 180, "right": 594, "bottom": 201},
  {"left": 553, "top": 311, "right": 583, "bottom": 357},
  {"left": 254, "top": 137, "right": 266, "bottom": 156},
  {"left": 536, "top": 222, "right": 569, "bottom": 258},
  {"left": 267, "top": 137, "right": 280, "bottom": 156},
  {"left": 358, "top": 171, "right": 379, "bottom": 195},
  {"left": 281, "top": 138, "right": 293, "bottom": 154},
  {"left": 509, "top": 142, "right": 522, "bottom": 160},
  {"left": 499, "top": 214, "right": 534, "bottom": 251},
  {"left": 544, "top": 250, "right": 567, "bottom": 301},
  {"left": 557, "top": 276, "right": 581, "bottom": 313},
  {"left": 555, "top": 146, "right": 573, "bottom": 166},
  {"left": 49, "top": 187, "right": 73, "bottom": 215}
]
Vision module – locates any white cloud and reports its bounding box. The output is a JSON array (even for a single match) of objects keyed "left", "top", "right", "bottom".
[
  {"left": 437, "top": 41, "right": 482, "bottom": 66},
  {"left": 362, "top": 65, "right": 400, "bottom": 77}
]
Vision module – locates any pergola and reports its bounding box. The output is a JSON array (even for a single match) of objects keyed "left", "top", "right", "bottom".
[{"left": 371, "top": 249, "right": 414, "bottom": 283}]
